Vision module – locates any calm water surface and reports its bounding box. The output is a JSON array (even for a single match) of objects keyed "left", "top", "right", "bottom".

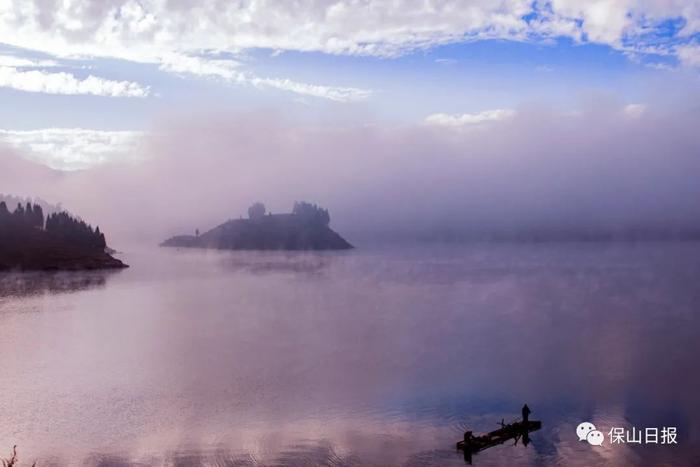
[{"left": 1, "top": 243, "right": 699, "bottom": 466}]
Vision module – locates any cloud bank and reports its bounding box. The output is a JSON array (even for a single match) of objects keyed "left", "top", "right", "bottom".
[
  {"left": 0, "top": 128, "right": 145, "bottom": 170},
  {"left": 0, "top": 1, "right": 699, "bottom": 63},
  {"left": 2, "top": 100, "right": 699, "bottom": 245},
  {"left": 0, "top": 65, "right": 150, "bottom": 97},
  {"left": 2, "top": 1, "right": 698, "bottom": 102}
]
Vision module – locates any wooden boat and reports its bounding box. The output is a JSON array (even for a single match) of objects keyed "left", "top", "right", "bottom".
[{"left": 457, "top": 419, "right": 542, "bottom": 453}]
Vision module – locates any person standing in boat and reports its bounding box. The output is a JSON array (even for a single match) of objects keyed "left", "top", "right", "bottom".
[{"left": 522, "top": 404, "right": 531, "bottom": 423}]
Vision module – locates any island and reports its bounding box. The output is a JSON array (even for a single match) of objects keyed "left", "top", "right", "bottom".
[
  {"left": 0, "top": 200, "right": 128, "bottom": 271},
  {"left": 161, "top": 202, "right": 353, "bottom": 250}
]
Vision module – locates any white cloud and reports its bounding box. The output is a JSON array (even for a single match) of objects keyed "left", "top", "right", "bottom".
[
  {"left": 0, "top": 66, "right": 150, "bottom": 97},
  {"left": 544, "top": 0, "right": 632, "bottom": 46},
  {"left": 249, "top": 76, "right": 371, "bottom": 102},
  {"left": 428, "top": 104, "right": 648, "bottom": 128},
  {"left": 0, "top": 128, "right": 145, "bottom": 170},
  {"left": 0, "top": 54, "right": 58, "bottom": 68},
  {"left": 161, "top": 53, "right": 371, "bottom": 102},
  {"left": 0, "top": 1, "right": 528, "bottom": 60},
  {"left": 624, "top": 103, "right": 647, "bottom": 118},
  {"left": 0, "top": 1, "right": 698, "bottom": 103},
  {"left": 159, "top": 54, "right": 242, "bottom": 80},
  {"left": 0, "top": 0, "right": 698, "bottom": 63},
  {"left": 677, "top": 44, "right": 700, "bottom": 67},
  {"left": 425, "top": 109, "right": 516, "bottom": 127}
]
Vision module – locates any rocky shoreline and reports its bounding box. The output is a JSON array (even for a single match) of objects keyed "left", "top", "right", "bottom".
[{"left": 0, "top": 243, "right": 128, "bottom": 271}]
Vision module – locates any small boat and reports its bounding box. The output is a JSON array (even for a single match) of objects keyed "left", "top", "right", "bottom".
[
  {"left": 457, "top": 419, "right": 542, "bottom": 452},
  {"left": 456, "top": 405, "right": 542, "bottom": 464}
]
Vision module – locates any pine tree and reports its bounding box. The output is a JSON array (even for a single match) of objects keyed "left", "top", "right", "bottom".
[
  {"left": 13, "top": 203, "right": 24, "bottom": 220},
  {"left": 33, "top": 204, "right": 44, "bottom": 228}
]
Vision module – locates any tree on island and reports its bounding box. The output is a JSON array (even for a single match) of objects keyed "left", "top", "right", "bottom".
[
  {"left": 43, "top": 211, "right": 106, "bottom": 250},
  {"left": 0, "top": 200, "right": 126, "bottom": 270},
  {"left": 12, "top": 203, "right": 24, "bottom": 221},
  {"left": 248, "top": 202, "right": 266, "bottom": 220},
  {"left": 1, "top": 202, "right": 44, "bottom": 229},
  {"left": 293, "top": 201, "right": 330, "bottom": 226}
]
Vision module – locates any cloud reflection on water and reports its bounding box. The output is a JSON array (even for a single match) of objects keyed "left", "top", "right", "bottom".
[{"left": 1, "top": 244, "right": 699, "bottom": 466}]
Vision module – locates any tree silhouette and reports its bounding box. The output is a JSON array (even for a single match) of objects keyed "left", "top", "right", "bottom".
[
  {"left": 248, "top": 202, "right": 266, "bottom": 219},
  {"left": 32, "top": 204, "right": 44, "bottom": 228},
  {"left": 292, "top": 201, "right": 330, "bottom": 226},
  {"left": 25, "top": 203, "right": 33, "bottom": 225},
  {"left": 45, "top": 211, "right": 107, "bottom": 250},
  {"left": 13, "top": 203, "right": 24, "bottom": 220},
  {"left": 94, "top": 226, "right": 106, "bottom": 249}
]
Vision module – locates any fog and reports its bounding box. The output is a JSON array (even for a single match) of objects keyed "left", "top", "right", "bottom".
[{"left": 2, "top": 100, "right": 700, "bottom": 246}]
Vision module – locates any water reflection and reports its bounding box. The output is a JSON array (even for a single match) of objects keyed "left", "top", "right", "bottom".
[
  {"left": 217, "top": 251, "right": 338, "bottom": 276},
  {"left": 1, "top": 243, "right": 699, "bottom": 466},
  {"left": 0, "top": 269, "right": 120, "bottom": 299},
  {"left": 2, "top": 407, "right": 697, "bottom": 466}
]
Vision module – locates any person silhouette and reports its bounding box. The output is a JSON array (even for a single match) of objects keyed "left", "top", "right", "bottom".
[{"left": 522, "top": 404, "right": 531, "bottom": 423}]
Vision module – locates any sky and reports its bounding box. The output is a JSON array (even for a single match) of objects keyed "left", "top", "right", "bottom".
[{"left": 1, "top": 0, "right": 700, "bottom": 242}]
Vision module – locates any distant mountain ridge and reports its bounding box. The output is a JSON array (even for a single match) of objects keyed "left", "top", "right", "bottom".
[{"left": 161, "top": 202, "right": 353, "bottom": 251}]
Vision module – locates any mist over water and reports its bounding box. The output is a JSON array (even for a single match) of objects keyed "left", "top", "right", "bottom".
[
  {"left": 2, "top": 95, "right": 700, "bottom": 466},
  {"left": 2, "top": 101, "right": 700, "bottom": 246},
  {"left": 1, "top": 243, "right": 699, "bottom": 466},
  {"left": 3, "top": 3, "right": 700, "bottom": 465}
]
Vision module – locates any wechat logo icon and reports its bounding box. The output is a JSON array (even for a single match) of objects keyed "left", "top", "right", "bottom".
[{"left": 577, "top": 422, "right": 604, "bottom": 446}]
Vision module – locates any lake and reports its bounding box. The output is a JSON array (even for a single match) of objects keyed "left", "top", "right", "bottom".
[{"left": 1, "top": 242, "right": 699, "bottom": 466}]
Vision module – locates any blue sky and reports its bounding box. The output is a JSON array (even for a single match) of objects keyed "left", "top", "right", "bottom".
[
  {"left": 1, "top": 1, "right": 700, "bottom": 168},
  {"left": 0, "top": 39, "right": 686, "bottom": 126}
]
